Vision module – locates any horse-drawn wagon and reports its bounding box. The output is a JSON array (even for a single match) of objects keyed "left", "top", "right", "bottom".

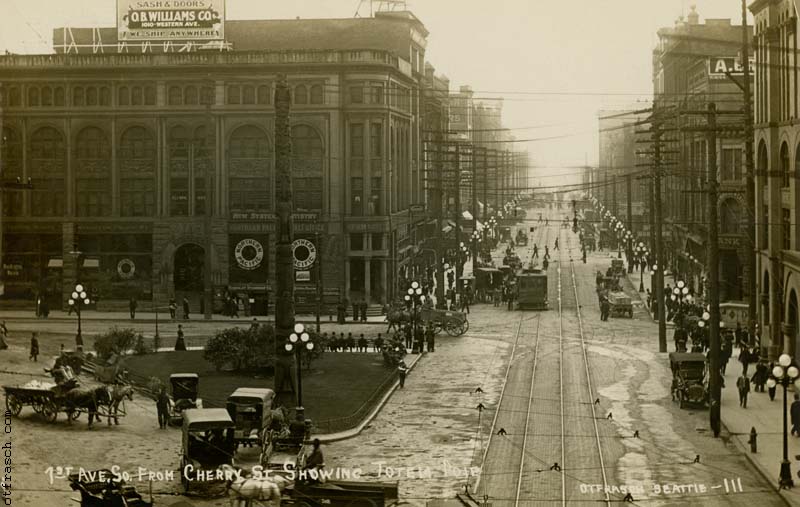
[
  {"left": 607, "top": 291, "right": 633, "bottom": 318},
  {"left": 419, "top": 308, "right": 469, "bottom": 336},
  {"left": 169, "top": 373, "right": 202, "bottom": 426},
  {"left": 3, "top": 380, "right": 110, "bottom": 426},
  {"left": 226, "top": 387, "right": 275, "bottom": 450}
]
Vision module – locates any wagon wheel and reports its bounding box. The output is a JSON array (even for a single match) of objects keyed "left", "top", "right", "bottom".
[
  {"left": 31, "top": 401, "right": 44, "bottom": 414},
  {"left": 444, "top": 320, "right": 461, "bottom": 337},
  {"left": 5, "top": 394, "right": 22, "bottom": 416},
  {"left": 40, "top": 399, "right": 58, "bottom": 423},
  {"left": 461, "top": 320, "right": 470, "bottom": 334}
]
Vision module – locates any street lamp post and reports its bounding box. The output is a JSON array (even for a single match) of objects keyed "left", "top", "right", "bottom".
[
  {"left": 68, "top": 284, "right": 91, "bottom": 346},
  {"left": 285, "top": 323, "right": 314, "bottom": 408},
  {"left": 404, "top": 281, "right": 424, "bottom": 352},
  {"left": 635, "top": 242, "right": 648, "bottom": 292},
  {"left": 766, "top": 353, "right": 799, "bottom": 490}
]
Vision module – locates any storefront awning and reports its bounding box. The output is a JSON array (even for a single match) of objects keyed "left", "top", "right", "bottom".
[
  {"left": 47, "top": 258, "right": 63, "bottom": 268},
  {"left": 83, "top": 259, "right": 100, "bottom": 268},
  {"left": 462, "top": 210, "right": 473, "bottom": 221}
]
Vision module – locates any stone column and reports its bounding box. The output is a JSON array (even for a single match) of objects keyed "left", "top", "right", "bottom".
[
  {"left": 364, "top": 258, "right": 371, "bottom": 304},
  {"left": 782, "top": 323, "right": 796, "bottom": 358}
]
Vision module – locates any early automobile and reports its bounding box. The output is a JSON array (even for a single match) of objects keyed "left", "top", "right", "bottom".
[
  {"left": 169, "top": 373, "right": 202, "bottom": 426},
  {"left": 669, "top": 352, "right": 708, "bottom": 409},
  {"left": 610, "top": 259, "right": 626, "bottom": 277},
  {"left": 180, "top": 408, "right": 236, "bottom": 493},
  {"left": 226, "top": 387, "right": 275, "bottom": 450}
]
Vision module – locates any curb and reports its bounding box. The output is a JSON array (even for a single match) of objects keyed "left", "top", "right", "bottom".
[
  {"left": 315, "top": 352, "right": 424, "bottom": 443},
  {"left": 722, "top": 422, "right": 795, "bottom": 506}
]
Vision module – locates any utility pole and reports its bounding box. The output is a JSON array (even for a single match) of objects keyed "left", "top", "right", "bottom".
[
  {"left": 482, "top": 147, "right": 488, "bottom": 226},
  {"left": 433, "top": 139, "right": 445, "bottom": 309},
  {"left": 612, "top": 174, "right": 618, "bottom": 217},
  {"left": 315, "top": 232, "right": 322, "bottom": 334},
  {"left": 627, "top": 174, "right": 633, "bottom": 272},
  {"left": 471, "top": 145, "right": 478, "bottom": 263},
  {"left": 455, "top": 143, "right": 463, "bottom": 296},
  {"left": 654, "top": 114, "right": 667, "bottom": 353},
  {"left": 202, "top": 101, "right": 214, "bottom": 320},
  {"left": 707, "top": 103, "right": 722, "bottom": 437},
  {"left": 741, "top": 0, "right": 757, "bottom": 347}
]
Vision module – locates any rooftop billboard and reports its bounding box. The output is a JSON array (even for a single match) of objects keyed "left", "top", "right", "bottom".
[{"left": 117, "top": 0, "right": 225, "bottom": 41}]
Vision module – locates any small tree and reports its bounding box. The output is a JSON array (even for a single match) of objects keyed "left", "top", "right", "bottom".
[
  {"left": 94, "top": 327, "right": 138, "bottom": 362},
  {"left": 203, "top": 325, "right": 276, "bottom": 372}
]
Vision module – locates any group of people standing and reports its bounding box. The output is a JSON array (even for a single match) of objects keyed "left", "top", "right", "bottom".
[{"left": 337, "top": 299, "right": 370, "bottom": 324}]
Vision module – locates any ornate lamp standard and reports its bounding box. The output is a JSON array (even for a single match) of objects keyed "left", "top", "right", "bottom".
[
  {"left": 615, "top": 222, "right": 624, "bottom": 258},
  {"left": 404, "top": 281, "right": 425, "bottom": 351},
  {"left": 285, "top": 323, "right": 314, "bottom": 408},
  {"left": 635, "top": 242, "right": 648, "bottom": 292},
  {"left": 766, "top": 353, "right": 799, "bottom": 489},
  {"left": 68, "top": 284, "right": 91, "bottom": 345}
]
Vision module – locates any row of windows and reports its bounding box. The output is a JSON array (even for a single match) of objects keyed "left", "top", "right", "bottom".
[{"left": 168, "top": 85, "right": 214, "bottom": 106}]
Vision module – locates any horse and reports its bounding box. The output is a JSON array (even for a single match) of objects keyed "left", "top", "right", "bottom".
[
  {"left": 220, "top": 464, "right": 289, "bottom": 507},
  {"left": 106, "top": 384, "right": 134, "bottom": 425},
  {"left": 386, "top": 308, "right": 410, "bottom": 333},
  {"left": 62, "top": 386, "right": 111, "bottom": 428}
]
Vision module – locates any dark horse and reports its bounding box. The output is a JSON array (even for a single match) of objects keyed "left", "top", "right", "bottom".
[{"left": 63, "top": 386, "right": 111, "bottom": 428}]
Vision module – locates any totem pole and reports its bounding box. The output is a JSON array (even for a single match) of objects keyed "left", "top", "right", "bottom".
[{"left": 272, "top": 75, "right": 297, "bottom": 405}]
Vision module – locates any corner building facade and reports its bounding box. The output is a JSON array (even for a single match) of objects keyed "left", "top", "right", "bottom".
[{"left": 0, "top": 12, "right": 429, "bottom": 311}]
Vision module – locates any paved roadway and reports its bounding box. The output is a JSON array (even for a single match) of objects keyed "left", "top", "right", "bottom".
[{"left": 475, "top": 203, "right": 786, "bottom": 507}]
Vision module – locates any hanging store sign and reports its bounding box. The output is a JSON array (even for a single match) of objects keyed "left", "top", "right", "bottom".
[
  {"left": 234, "top": 238, "right": 264, "bottom": 270},
  {"left": 292, "top": 239, "right": 317, "bottom": 270},
  {"left": 118, "top": 0, "right": 225, "bottom": 41},
  {"left": 117, "top": 258, "right": 136, "bottom": 279}
]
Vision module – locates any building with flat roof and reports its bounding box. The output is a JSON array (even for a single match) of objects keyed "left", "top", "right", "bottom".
[{"left": 0, "top": 10, "right": 429, "bottom": 312}]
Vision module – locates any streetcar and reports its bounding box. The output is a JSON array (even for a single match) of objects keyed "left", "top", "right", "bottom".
[{"left": 516, "top": 272, "right": 548, "bottom": 310}]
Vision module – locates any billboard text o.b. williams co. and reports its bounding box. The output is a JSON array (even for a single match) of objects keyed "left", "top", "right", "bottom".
[{"left": 117, "top": 0, "right": 225, "bottom": 41}]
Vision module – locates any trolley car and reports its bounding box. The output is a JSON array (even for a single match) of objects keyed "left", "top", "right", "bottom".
[{"left": 516, "top": 272, "right": 548, "bottom": 310}]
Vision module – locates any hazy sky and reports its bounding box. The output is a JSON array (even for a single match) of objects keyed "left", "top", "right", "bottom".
[{"left": 0, "top": 0, "right": 753, "bottom": 183}]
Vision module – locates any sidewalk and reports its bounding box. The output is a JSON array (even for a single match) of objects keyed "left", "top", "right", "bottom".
[{"left": 723, "top": 350, "right": 800, "bottom": 504}]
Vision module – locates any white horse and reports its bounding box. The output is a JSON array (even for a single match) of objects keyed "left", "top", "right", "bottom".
[
  {"left": 107, "top": 384, "right": 134, "bottom": 425},
  {"left": 220, "top": 464, "right": 290, "bottom": 507}
]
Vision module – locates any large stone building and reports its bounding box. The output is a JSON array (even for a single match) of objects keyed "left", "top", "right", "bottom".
[
  {"left": 0, "top": 11, "right": 430, "bottom": 312},
  {"left": 750, "top": 0, "right": 800, "bottom": 358},
  {"left": 651, "top": 7, "right": 752, "bottom": 302}
]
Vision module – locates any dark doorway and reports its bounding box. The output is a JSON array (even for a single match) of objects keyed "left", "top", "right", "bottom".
[
  {"left": 719, "top": 250, "right": 740, "bottom": 302},
  {"left": 174, "top": 244, "right": 205, "bottom": 292},
  {"left": 349, "top": 258, "right": 365, "bottom": 300}
]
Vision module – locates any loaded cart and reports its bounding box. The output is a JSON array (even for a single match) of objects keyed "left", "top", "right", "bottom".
[
  {"left": 419, "top": 308, "right": 469, "bottom": 336},
  {"left": 4, "top": 380, "right": 77, "bottom": 423},
  {"left": 607, "top": 292, "right": 633, "bottom": 318}
]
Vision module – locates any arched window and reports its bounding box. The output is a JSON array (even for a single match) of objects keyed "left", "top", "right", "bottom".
[
  {"left": 75, "top": 127, "right": 112, "bottom": 216},
  {"left": 242, "top": 85, "right": 255, "bottom": 105},
  {"left": 294, "top": 85, "right": 308, "bottom": 105},
  {"left": 27, "top": 87, "right": 39, "bottom": 106},
  {"left": 168, "top": 86, "right": 182, "bottom": 106},
  {"left": 30, "top": 127, "right": 66, "bottom": 217},
  {"left": 41, "top": 86, "right": 52, "bottom": 106},
  {"left": 310, "top": 84, "right": 323, "bottom": 104},
  {"left": 291, "top": 125, "right": 323, "bottom": 211},
  {"left": 54, "top": 87, "right": 65, "bottom": 106},
  {"left": 73, "top": 87, "right": 84, "bottom": 106},
  {"left": 782, "top": 142, "right": 790, "bottom": 188},
  {"left": 120, "top": 126, "right": 156, "bottom": 217},
  {"left": 184, "top": 86, "right": 198, "bottom": 105},
  {"left": 228, "top": 125, "right": 272, "bottom": 212},
  {"left": 86, "top": 87, "right": 98, "bottom": 106},
  {"left": 1, "top": 127, "right": 23, "bottom": 216},
  {"left": 257, "top": 85, "right": 270, "bottom": 104},
  {"left": 119, "top": 87, "right": 130, "bottom": 106},
  {"left": 131, "top": 86, "right": 143, "bottom": 106}
]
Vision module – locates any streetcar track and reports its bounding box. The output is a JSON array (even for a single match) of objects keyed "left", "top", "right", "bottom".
[{"left": 514, "top": 316, "right": 541, "bottom": 506}]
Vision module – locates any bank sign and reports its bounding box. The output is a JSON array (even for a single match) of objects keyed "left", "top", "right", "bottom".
[
  {"left": 708, "top": 56, "right": 756, "bottom": 79},
  {"left": 117, "top": 0, "right": 225, "bottom": 41}
]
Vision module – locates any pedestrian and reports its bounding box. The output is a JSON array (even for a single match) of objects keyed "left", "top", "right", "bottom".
[
  {"left": 736, "top": 372, "right": 751, "bottom": 408},
  {"left": 397, "top": 360, "right": 409, "bottom": 388},
  {"left": 532, "top": 244, "right": 538, "bottom": 259},
  {"left": 360, "top": 300, "right": 368, "bottom": 322},
  {"left": 554, "top": 237, "right": 559, "bottom": 250},
  {"left": 600, "top": 297, "right": 610, "bottom": 321},
  {"left": 753, "top": 360, "right": 767, "bottom": 392},
  {"left": 182, "top": 297, "right": 190, "bottom": 320},
  {"left": 352, "top": 300, "right": 358, "bottom": 322},
  {"left": 768, "top": 362, "right": 777, "bottom": 401},
  {"left": 0, "top": 327, "right": 7, "bottom": 350},
  {"left": 739, "top": 346, "right": 751, "bottom": 376},
  {"left": 581, "top": 249, "right": 587, "bottom": 264},
  {"left": 721, "top": 333, "right": 733, "bottom": 374},
  {"left": 169, "top": 297, "right": 177, "bottom": 319},
  {"left": 337, "top": 301, "right": 346, "bottom": 324},
  {"left": 544, "top": 246, "right": 550, "bottom": 260},
  {"left": 460, "top": 293, "right": 470, "bottom": 314},
  {"left": 175, "top": 325, "right": 186, "bottom": 351},
  {"left": 374, "top": 333, "right": 384, "bottom": 352},
  {"left": 129, "top": 296, "right": 137, "bottom": 319},
  {"left": 346, "top": 332, "right": 355, "bottom": 352},
  {"left": 29, "top": 333, "right": 39, "bottom": 361},
  {"left": 230, "top": 297, "right": 239, "bottom": 318},
  {"left": 425, "top": 325, "right": 435, "bottom": 352},
  {"left": 791, "top": 393, "right": 800, "bottom": 436},
  {"left": 156, "top": 386, "right": 170, "bottom": 429},
  {"left": 358, "top": 334, "right": 367, "bottom": 353},
  {"left": 404, "top": 325, "right": 413, "bottom": 350}
]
